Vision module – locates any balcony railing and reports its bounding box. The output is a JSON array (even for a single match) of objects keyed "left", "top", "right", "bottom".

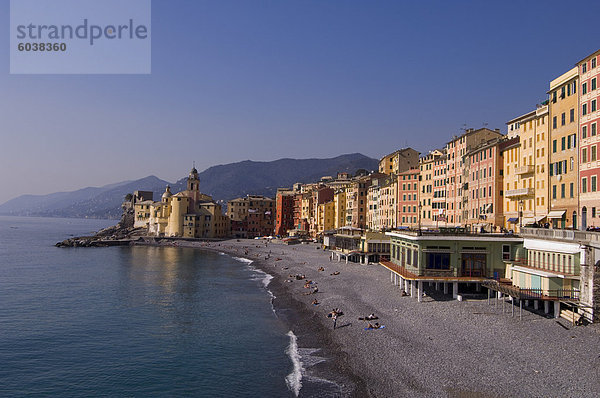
[
  {"left": 514, "top": 165, "right": 535, "bottom": 175},
  {"left": 482, "top": 280, "right": 579, "bottom": 301},
  {"left": 505, "top": 188, "right": 534, "bottom": 198},
  {"left": 520, "top": 227, "right": 600, "bottom": 244}
]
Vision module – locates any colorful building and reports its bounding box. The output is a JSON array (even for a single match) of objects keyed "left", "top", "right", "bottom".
[
  {"left": 378, "top": 148, "right": 420, "bottom": 175},
  {"left": 419, "top": 149, "right": 443, "bottom": 228},
  {"left": 464, "top": 137, "right": 506, "bottom": 231},
  {"left": 577, "top": 49, "right": 600, "bottom": 229},
  {"left": 397, "top": 169, "right": 419, "bottom": 228},
  {"left": 548, "top": 67, "right": 579, "bottom": 229},
  {"left": 504, "top": 105, "right": 549, "bottom": 231},
  {"left": 445, "top": 128, "right": 504, "bottom": 227},
  {"left": 275, "top": 188, "right": 296, "bottom": 236},
  {"left": 227, "top": 195, "right": 275, "bottom": 238}
]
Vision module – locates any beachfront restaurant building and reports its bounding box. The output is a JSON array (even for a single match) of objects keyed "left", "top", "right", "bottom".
[
  {"left": 381, "top": 230, "right": 523, "bottom": 302},
  {"left": 325, "top": 228, "right": 390, "bottom": 264}
]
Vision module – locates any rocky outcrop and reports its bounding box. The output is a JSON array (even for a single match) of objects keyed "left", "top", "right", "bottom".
[{"left": 56, "top": 200, "right": 143, "bottom": 247}]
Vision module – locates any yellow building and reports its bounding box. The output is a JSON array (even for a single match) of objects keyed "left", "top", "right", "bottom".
[
  {"left": 134, "top": 167, "right": 229, "bottom": 239},
  {"left": 316, "top": 201, "right": 335, "bottom": 234},
  {"left": 333, "top": 190, "right": 346, "bottom": 229},
  {"left": 504, "top": 105, "right": 549, "bottom": 231},
  {"left": 548, "top": 67, "right": 579, "bottom": 228},
  {"left": 378, "top": 148, "right": 420, "bottom": 175}
]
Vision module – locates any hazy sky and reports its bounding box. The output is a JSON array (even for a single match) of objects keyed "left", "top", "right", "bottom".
[{"left": 1, "top": 0, "right": 599, "bottom": 204}]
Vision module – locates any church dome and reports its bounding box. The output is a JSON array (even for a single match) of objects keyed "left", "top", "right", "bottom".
[{"left": 162, "top": 185, "right": 173, "bottom": 200}]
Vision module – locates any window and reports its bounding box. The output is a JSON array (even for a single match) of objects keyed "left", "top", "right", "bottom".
[
  {"left": 593, "top": 176, "right": 597, "bottom": 192},
  {"left": 561, "top": 137, "right": 566, "bottom": 150},
  {"left": 583, "top": 82, "right": 588, "bottom": 95},
  {"left": 561, "top": 113, "right": 566, "bottom": 126},
  {"left": 592, "top": 78, "right": 597, "bottom": 91},
  {"left": 594, "top": 58, "right": 597, "bottom": 69},
  {"left": 425, "top": 252, "right": 451, "bottom": 270},
  {"left": 561, "top": 183, "right": 565, "bottom": 199},
  {"left": 592, "top": 100, "right": 597, "bottom": 112},
  {"left": 583, "top": 63, "right": 587, "bottom": 73},
  {"left": 552, "top": 185, "right": 557, "bottom": 199},
  {"left": 593, "top": 145, "right": 597, "bottom": 162},
  {"left": 582, "top": 178, "right": 588, "bottom": 193},
  {"left": 593, "top": 123, "right": 597, "bottom": 136},
  {"left": 570, "top": 108, "right": 575, "bottom": 122},
  {"left": 570, "top": 183, "right": 574, "bottom": 198},
  {"left": 583, "top": 126, "right": 588, "bottom": 138},
  {"left": 583, "top": 148, "right": 588, "bottom": 163},
  {"left": 553, "top": 116, "right": 557, "bottom": 129},
  {"left": 553, "top": 140, "right": 557, "bottom": 153},
  {"left": 583, "top": 103, "right": 588, "bottom": 115}
]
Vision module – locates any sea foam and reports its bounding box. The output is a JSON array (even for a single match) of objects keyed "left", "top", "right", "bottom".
[{"left": 285, "top": 331, "right": 303, "bottom": 396}]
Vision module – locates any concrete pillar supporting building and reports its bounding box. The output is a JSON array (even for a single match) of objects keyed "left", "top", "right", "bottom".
[
  {"left": 544, "top": 301, "right": 550, "bottom": 314},
  {"left": 417, "top": 281, "right": 423, "bottom": 303},
  {"left": 435, "top": 282, "right": 440, "bottom": 291},
  {"left": 452, "top": 282, "right": 458, "bottom": 299},
  {"left": 534, "top": 300, "right": 539, "bottom": 310},
  {"left": 410, "top": 280, "right": 415, "bottom": 298},
  {"left": 443, "top": 282, "right": 448, "bottom": 295},
  {"left": 476, "top": 283, "right": 481, "bottom": 293},
  {"left": 554, "top": 301, "right": 560, "bottom": 318},
  {"left": 525, "top": 300, "right": 529, "bottom": 307}
]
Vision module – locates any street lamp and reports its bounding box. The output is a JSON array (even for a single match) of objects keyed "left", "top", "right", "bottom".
[{"left": 518, "top": 199, "right": 524, "bottom": 230}]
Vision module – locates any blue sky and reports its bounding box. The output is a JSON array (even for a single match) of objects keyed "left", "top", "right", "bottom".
[{"left": 1, "top": 0, "right": 599, "bottom": 204}]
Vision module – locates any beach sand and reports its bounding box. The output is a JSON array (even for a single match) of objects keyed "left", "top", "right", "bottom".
[{"left": 146, "top": 238, "right": 600, "bottom": 397}]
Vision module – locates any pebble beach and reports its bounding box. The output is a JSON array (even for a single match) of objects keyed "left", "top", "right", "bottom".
[{"left": 146, "top": 238, "right": 600, "bottom": 398}]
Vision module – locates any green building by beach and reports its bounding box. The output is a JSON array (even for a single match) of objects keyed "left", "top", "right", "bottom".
[{"left": 381, "top": 229, "right": 523, "bottom": 302}]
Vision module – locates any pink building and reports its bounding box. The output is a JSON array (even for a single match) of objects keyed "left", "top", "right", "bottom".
[
  {"left": 397, "top": 169, "right": 419, "bottom": 228},
  {"left": 465, "top": 137, "right": 506, "bottom": 231},
  {"left": 578, "top": 49, "right": 600, "bottom": 229}
]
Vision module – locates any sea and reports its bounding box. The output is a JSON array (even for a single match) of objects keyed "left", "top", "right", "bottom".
[{"left": 0, "top": 216, "right": 308, "bottom": 397}]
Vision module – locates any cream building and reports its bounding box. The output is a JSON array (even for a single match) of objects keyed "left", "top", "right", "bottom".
[
  {"left": 134, "top": 167, "right": 229, "bottom": 239},
  {"left": 504, "top": 105, "right": 549, "bottom": 231},
  {"left": 419, "top": 150, "right": 443, "bottom": 228}
]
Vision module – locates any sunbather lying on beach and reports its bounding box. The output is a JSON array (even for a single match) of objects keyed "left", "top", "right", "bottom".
[
  {"left": 330, "top": 271, "right": 340, "bottom": 276},
  {"left": 312, "top": 299, "right": 319, "bottom": 305},
  {"left": 318, "top": 267, "right": 325, "bottom": 272},
  {"left": 359, "top": 314, "right": 378, "bottom": 321}
]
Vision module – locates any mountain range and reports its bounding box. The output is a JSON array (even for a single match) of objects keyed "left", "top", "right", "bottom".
[{"left": 0, "top": 153, "right": 378, "bottom": 219}]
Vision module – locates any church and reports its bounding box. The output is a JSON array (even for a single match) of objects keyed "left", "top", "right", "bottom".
[{"left": 134, "top": 167, "right": 230, "bottom": 238}]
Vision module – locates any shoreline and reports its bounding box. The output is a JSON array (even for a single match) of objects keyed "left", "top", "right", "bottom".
[{"left": 135, "top": 238, "right": 600, "bottom": 398}]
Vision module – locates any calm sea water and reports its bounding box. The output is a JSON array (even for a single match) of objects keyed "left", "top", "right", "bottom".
[{"left": 0, "top": 216, "right": 294, "bottom": 397}]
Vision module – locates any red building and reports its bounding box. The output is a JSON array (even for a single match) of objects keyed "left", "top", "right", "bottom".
[{"left": 275, "top": 189, "right": 296, "bottom": 236}]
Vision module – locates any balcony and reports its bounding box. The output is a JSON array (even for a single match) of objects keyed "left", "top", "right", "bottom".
[
  {"left": 505, "top": 188, "right": 534, "bottom": 198},
  {"left": 514, "top": 165, "right": 535, "bottom": 175}
]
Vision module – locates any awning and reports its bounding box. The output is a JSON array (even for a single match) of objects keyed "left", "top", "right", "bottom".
[
  {"left": 522, "top": 217, "right": 536, "bottom": 225},
  {"left": 547, "top": 210, "right": 566, "bottom": 219},
  {"left": 507, "top": 217, "right": 518, "bottom": 223},
  {"left": 535, "top": 215, "right": 546, "bottom": 222}
]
